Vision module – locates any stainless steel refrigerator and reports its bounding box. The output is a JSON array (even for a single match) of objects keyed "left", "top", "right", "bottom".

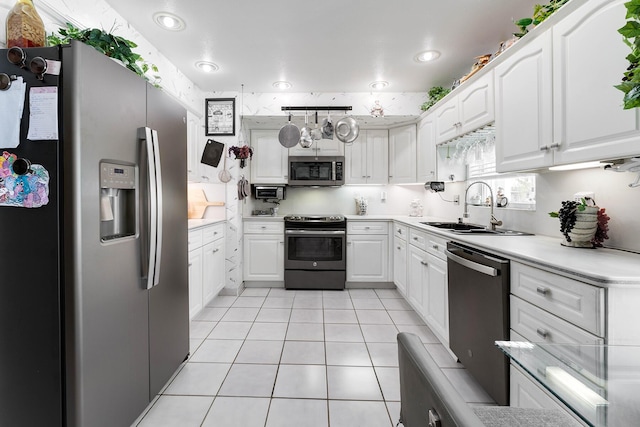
[{"left": 0, "top": 40, "right": 189, "bottom": 426}]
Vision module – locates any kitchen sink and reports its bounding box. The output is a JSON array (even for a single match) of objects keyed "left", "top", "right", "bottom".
[{"left": 420, "top": 221, "right": 486, "bottom": 231}]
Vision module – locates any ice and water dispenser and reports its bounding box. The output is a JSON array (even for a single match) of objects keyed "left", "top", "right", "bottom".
[{"left": 100, "top": 161, "right": 137, "bottom": 242}]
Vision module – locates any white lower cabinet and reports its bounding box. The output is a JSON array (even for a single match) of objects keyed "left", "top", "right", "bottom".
[
  {"left": 188, "top": 222, "right": 225, "bottom": 319},
  {"left": 425, "top": 253, "right": 448, "bottom": 345},
  {"left": 347, "top": 221, "right": 390, "bottom": 283},
  {"left": 243, "top": 220, "right": 284, "bottom": 283},
  {"left": 407, "top": 243, "right": 428, "bottom": 316},
  {"left": 392, "top": 226, "right": 408, "bottom": 296}
]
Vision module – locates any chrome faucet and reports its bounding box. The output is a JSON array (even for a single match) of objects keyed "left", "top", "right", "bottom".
[{"left": 463, "top": 181, "right": 503, "bottom": 230}]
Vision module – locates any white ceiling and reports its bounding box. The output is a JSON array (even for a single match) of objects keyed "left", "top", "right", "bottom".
[{"left": 103, "top": 0, "right": 539, "bottom": 94}]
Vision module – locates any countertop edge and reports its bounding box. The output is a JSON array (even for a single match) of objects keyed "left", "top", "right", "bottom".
[{"left": 188, "top": 218, "right": 226, "bottom": 230}]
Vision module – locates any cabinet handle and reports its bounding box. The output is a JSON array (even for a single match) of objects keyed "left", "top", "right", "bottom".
[
  {"left": 420, "top": 260, "right": 429, "bottom": 266},
  {"left": 212, "top": 249, "right": 219, "bottom": 253},
  {"left": 261, "top": 226, "right": 267, "bottom": 229},
  {"left": 432, "top": 244, "right": 439, "bottom": 250},
  {"left": 397, "top": 246, "right": 401, "bottom": 250},
  {"left": 536, "top": 328, "right": 549, "bottom": 339},
  {"left": 347, "top": 241, "right": 352, "bottom": 245},
  {"left": 549, "top": 143, "right": 561, "bottom": 150},
  {"left": 539, "top": 145, "right": 550, "bottom": 151},
  {"left": 188, "top": 263, "right": 193, "bottom": 267},
  {"left": 397, "top": 229, "right": 402, "bottom": 234},
  {"left": 536, "top": 286, "right": 549, "bottom": 296},
  {"left": 413, "top": 236, "right": 419, "bottom": 241},
  {"left": 362, "top": 175, "right": 367, "bottom": 178},
  {"left": 365, "top": 226, "right": 370, "bottom": 230},
  {"left": 367, "top": 176, "right": 371, "bottom": 178}
]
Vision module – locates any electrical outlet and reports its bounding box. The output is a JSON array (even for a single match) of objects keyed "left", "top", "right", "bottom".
[
  {"left": 453, "top": 195, "right": 460, "bottom": 205},
  {"left": 380, "top": 191, "right": 387, "bottom": 202}
]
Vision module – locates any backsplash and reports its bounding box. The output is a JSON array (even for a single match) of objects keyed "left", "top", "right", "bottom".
[{"left": 246, "top": 167, "right": 640, "bottom": 253}]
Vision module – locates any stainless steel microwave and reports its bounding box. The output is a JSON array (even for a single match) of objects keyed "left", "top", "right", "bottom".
[
  {"left": 254, "top": 185, "right": 285, "bottom": 200},
  {"left": 288, "top": 156, "right": 345, "bottom": 186}
]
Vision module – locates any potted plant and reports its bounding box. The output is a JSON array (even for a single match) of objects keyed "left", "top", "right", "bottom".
[
  {"left": 47, "top": 22, "right": 160, "bottom": 86},
  {"left": 549, "top": 199, "right": 610, "bottom": 248},
  {"left": 513, "top": 0, "right": 570, "bottom": 38},
  {"left": 420, "top": 86, "right": 450, "bottom": 111},
  {"left": 616, "top": 0, "right": 640, "bottom": 109},
  {"left": 228, "top": 145, "right": 253, "bottom": 168}
]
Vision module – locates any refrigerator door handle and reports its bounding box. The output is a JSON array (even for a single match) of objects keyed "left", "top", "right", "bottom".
[
  {"left": 139, "top": 126, "right": 160, "bottom": 289},
  {"left": 151, "top": 128, "right": 163, "bottom": 288}
]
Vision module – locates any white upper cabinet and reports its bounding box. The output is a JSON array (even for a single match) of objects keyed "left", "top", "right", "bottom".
[
  {"left": 435, "top": 70, "right": 495, "bottom": 144},
  {"left": 495, "top": 31, "right": 554, "bottom": 172},
  {"left": 288, "top": 137, "right": 344, "bottom": 156},
  {"left": 552, "top": 0, "right": 640, "bottom": 164},
  {"left": 497, "top": 0, "right": 640, "bottom": 173},
  {"left": 417, "top": 113, "right": 437, "bottom": 183},
  {"left": 388, "top": 124, "right": 417, "bottom": 184},
  {"left": 344, "top": 129, "right": 388, "bottom": 184},
  {"left": 250, "top": 130, "right": 289, "bottom": 184}
]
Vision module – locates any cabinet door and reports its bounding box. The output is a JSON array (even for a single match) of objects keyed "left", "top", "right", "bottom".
[
  {"left": 289, "top": 137, "right": 344, "bottom": 156},
  {"left": 434, "top": 96, "right": 459, "bottom": 144},
  {"left": 388, "top": 125, "right": 417, "bottom": 184},
  {"left": 188, "top": 248, "right": 203, "bottom": 319},
  {"left": 344, "top": 131, "right": 368, "bottom": 184},
  {"left": 201, "top": 241, "right": 217, "bottom": 305},
  {"left": 458, "top": 70, "right": 495, "bottom": 135},
  {"left": 552, "top": 0, "right": 640, "bottom": 164},
  {"left": 417, "top": 114, "right": 437, "bottom": 183},
  {"left": 495, "top": 31, "right": 553, "bottom": 172},
  {"left": 393, "top": 236, "right": 407, "bottom": 296},
  {"left": 426, "top": 254, "right": 448, "bottom": 345},
  {"left": 366, "top": 129, "right": 389, "bottom": 184},
  {"left": 212, "top": 238, "right": 226, "bottom": 296},
  {"left": 407, "top": 245, "right": 428, "bottom": 317},
  {"left": 250, "top": 130, "right": 288, "bottom": 184},
  {"left": 347, "top": 234, "right": 389, "bottom": 282},
  {"left": 243, "top": 234, "right": 284, "bottom": 281}
]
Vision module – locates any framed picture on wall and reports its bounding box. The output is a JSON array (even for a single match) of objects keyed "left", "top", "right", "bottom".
[{"left": 205, "top": 98, "right": 235, "bottom": 136}]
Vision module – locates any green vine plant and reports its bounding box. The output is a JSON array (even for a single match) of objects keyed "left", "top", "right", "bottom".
[
  {"left": 616, "top": 0, "right": 640, "bottom": 109},
  {"left": 47, "top": 22, "right": 160, "bottom": 87},
  {"left": 420, "top": 86, "right": 451, "bottom": 111},
  {"left": 514, "top": 0, "right": 570, "bottom": 38}
]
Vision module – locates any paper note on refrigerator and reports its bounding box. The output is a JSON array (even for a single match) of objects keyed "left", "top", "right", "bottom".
[
  {"left": 27, "top": 87, "right": 59, "bottom": 141},
  {"left": 0, "top": 76, "right": 26, "bottom": 149}
]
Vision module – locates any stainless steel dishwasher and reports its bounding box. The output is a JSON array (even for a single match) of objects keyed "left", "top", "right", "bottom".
[{"left": 445, "top": 241, "right": 510, "bottom": 406}]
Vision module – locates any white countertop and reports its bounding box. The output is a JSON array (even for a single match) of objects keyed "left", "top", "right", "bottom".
[
  {"left": 346, "top": 215, "right": 640, "bottom": 287},
  {"left": 188, "top": 218, "right": 226, "bottom": 230}
]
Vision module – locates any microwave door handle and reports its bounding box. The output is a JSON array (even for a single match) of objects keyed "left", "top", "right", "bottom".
[
  {"left": 332, "top": 161, "right": 336, "bottom": 181},
  {"left": 138, "top": 127, "right": 159, "bottom": 289}
]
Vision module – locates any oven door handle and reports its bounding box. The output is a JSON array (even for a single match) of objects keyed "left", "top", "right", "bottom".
[
  {"left": 445, "top": 248, "right": 497, "bottom": 277},
  {"left": 285, "top": 230, "right": 346, "bottom": 235}
]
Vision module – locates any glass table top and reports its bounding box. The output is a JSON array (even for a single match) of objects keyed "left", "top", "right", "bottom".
[{"left": 496, "top": 341, "right": 640, "bottom": 427}]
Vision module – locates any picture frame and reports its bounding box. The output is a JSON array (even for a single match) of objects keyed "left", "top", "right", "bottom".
[{"left": 205, "top": 98, "right": 235, "bottom": 136}]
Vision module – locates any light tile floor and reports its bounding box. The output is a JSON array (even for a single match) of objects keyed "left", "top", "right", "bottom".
[{"left": 134, "top": 288, "right": 493, "bottom": 427}]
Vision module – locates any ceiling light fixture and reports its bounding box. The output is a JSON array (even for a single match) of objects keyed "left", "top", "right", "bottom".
[
  {"left": 273, "top": 81, "right": 292, "bottom": 90},
  {"left": 153, "top": 12, "right": 186, "bottom": 31},
  {"left": 369, "top": 81, "right": 389, "bottom": 90},
  {"left": 195, "top": 61, "right": 219, "bottom": 73},
  {"left": 415, "top": 50, "right": 441, "bottom": 62}
]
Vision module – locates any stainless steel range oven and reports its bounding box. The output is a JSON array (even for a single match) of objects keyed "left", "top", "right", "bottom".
[{"left": 284, "top": 215, "right": 346, "bottom": 290}]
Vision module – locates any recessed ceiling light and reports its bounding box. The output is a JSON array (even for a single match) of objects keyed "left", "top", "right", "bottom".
[
  {"left": 415, "top": 50, "right": 441, "bottom": 62},
  {"left": 273, "top": 81, "right": 292, "bottom": 90},
  {"left": 153, "top": 12, "right": 186, "bottom": 31},
  {"left": 195, "top": 61, "right": 219, "bottom": 73},
  {"left": 369, "top": 81, "right": 389, "bottom": 90}
]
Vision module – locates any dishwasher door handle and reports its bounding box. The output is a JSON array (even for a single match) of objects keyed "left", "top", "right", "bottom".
[{"left": 445, "top": 249, "right": 498, "bottom": 277}]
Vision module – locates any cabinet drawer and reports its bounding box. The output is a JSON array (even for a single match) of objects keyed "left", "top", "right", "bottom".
[
  {"left": 511, "top": 296, "right": 604, "bottom": 375},
  {"left": 347, "top": 221, "right": 389, "bottom": 235},
  {"left": 511, "top": 262, "right": 604, "bottom": 337},
  {"left": 243, "top": 221, "right": 284, "bottom": 234},
  {"left": 426, "top": 234, "right": 447, "bottom": 260},
  {"left": 394, "top": 223, "right": 408, "bottom": 240},
  {"left": 408, "top": 227, "right": 427, "bottom": 251},
  {"left": 202, "top": 223, "right": 225, "bottom": 244},
  {"left": 188, "top": 229, "right": 203, "bottom": 252}
]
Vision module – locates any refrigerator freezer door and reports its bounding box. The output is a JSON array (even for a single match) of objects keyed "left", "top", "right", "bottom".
[{"left": 62, "top": 41, "right": 150, "bottom": 427}]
